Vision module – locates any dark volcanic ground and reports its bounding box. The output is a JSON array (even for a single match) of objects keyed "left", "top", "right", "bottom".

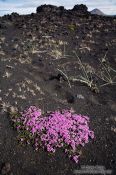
[{"left": 0, "top": 5, "right": 116, "bottom": 175}]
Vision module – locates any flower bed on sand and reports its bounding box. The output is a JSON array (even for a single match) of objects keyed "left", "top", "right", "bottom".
[{"left": 10, "top": 106, "right": 94, "bottom": 163}]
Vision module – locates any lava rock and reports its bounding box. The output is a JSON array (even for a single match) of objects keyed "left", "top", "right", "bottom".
[
  {"left": 66, "top": 92, "right": 75, "bottom": 104},
  {"left": 36, "top": 4, "right": 65, "bottom": 16},
  {"left": 72, "top": 4, "right": 88, "bottom": 14}
]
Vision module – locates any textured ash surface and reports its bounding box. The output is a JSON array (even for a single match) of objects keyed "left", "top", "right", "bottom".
[{"left": 0, "top": 4, "right": 116, "bottom": 175}]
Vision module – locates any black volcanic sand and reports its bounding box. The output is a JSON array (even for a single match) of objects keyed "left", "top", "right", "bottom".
[{"left": 0, "top": 5, "right": 116, "bottom": 175}]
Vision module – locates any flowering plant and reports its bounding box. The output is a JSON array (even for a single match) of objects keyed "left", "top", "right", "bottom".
[{"left": 11, "top": 106, "right": 94, "bottom": 163}]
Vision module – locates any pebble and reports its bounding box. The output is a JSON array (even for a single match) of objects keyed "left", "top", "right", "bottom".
[{"left": 76, "top": 94, "right": 84, "bottom": 99}]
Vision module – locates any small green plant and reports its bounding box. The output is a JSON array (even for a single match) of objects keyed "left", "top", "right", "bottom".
[{"left": 68, "top": 24, "right": 76, "bottom": 31}]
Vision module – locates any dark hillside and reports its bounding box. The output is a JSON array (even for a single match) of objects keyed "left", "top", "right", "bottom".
[{"left": 0, "top": 4, "right": 116, "bottom": 175}]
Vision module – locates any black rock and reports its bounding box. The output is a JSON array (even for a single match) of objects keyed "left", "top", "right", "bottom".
[
  {"left": 36, "top": 4, "right": 65, "bottom": 16},
  {"left": 72, "top": 4, "right": 88, "bottom": 13}
]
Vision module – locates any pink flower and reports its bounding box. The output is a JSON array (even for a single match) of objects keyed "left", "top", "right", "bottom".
[
  {"left": 72, "top": 155, "right": 79, "bottom": 163},
  {"left": 12, "top": 106, "right": 94, "bottom": 164}
]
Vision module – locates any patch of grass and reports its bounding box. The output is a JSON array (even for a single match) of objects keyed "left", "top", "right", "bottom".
[
  {"left": 58, "top": 52, "right": 99, "bottom": 93},
  {"left": 97, "top": 58, "right": 116, "bottom": 87},
  {"left": 72, "top": 52, "right": 99, "bottom": 92},
  {"left": 57, "top": 51, "right": 116, "bottom": 92},
  {"left": 48, "top": 39, "right": 69, "bottom": 59}
]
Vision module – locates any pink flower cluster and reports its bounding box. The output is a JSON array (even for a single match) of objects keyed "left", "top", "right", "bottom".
[{"left": 12, "top": 106, "right": 94, "bottom": 163}]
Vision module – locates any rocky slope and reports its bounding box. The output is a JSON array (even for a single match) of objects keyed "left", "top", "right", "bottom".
[{"left": 0, "top": 4, "right": 116, "bottom": 175}]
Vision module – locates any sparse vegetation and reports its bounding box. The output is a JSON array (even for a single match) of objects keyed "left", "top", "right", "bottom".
[
  {"left": 48, "top": 39, "right": 69, "bottom": 59},
  {"left": 57, "top": 51, "right": 116, "bottom": 93},
  {"left": 97, "top": 57, "right": 116, "bottom": 87},
  {"left": 0, "top": 3, "right": 116, "bottom": 174},
  {"left": 71, "top": 52, "right": 99, "bottom": 92}
]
